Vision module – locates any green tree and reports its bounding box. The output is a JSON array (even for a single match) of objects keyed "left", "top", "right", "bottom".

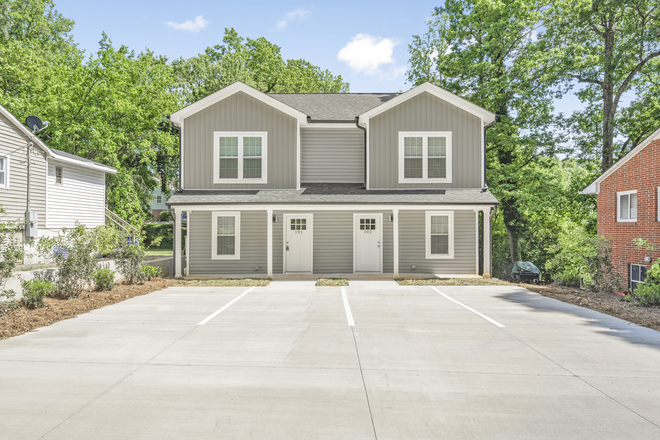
[
  {"left": 408, "top": 0, "right": 568, "bottom": 262},
  {"left": 172, "top": 28, "right": 350, "bottom": 104},
  {"left": 547, "top": 0, "right": 660, "bottom": 172}
]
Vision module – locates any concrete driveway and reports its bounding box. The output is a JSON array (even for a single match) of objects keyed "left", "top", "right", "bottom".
[{"left": 1, "top": 280, "right": 660, "bottom": 439}]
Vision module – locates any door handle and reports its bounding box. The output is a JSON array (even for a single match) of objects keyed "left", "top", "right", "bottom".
[{"left": 286, "top": 245, "right": 290, "bottom": 251}]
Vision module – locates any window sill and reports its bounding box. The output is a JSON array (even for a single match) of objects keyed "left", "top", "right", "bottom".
[
  {"left": 211, "top": 255, "right": 240, "bottom": 260},
  {"left": 426, "top": 254, "right": 455, "bottom": 260},
  {"left": 214, "top": 179, "right": 267, "bottom": 184},
  {"left": 399, "top": 178, "right": 452, "bottom": 184}
]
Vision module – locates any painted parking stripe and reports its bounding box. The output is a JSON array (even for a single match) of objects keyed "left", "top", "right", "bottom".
[
  {"left": 341, "top": 286, "right": 355, "bottom": 327},
  {"left": 197, "top": 287, "right": 255, "bottom": 326},
  {"left": 430, "top": 286, "right": 505, "bottom": 328}
]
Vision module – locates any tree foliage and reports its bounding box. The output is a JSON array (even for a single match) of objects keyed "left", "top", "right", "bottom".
[
  {"left": 546, "top": 0, "right": 660, "bottom": 172},
  {"left": 172, "top": 28, "right": 350, "bottom": 104}
]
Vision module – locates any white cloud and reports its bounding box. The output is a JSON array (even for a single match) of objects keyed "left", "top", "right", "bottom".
[
  {"left": 337, "top": 34, "right": 405, "bottom": 80},
  {"left": 166, "top": 15, "right": 209, "bottom": 33},
  {"left": 277, "top": 8, "right": 311, "bottom": 29}
]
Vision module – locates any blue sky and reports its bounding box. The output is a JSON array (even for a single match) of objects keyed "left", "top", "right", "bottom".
[
  {"left": 54, "top": 0, "right": 588, "bottom": 115},
  {"left": 55, "top": 0, "right": 442, "bottom": 93}
]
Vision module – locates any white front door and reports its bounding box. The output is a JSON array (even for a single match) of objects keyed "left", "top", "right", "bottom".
[
  {"left": 354, "top": 214, "right": 382, "bottom": 272},
  {"left": 285, "top": 214, "right": 313, "bottom": 272}
]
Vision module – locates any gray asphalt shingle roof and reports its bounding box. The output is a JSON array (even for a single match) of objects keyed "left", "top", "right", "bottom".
[
  {"left": 268, "top": 93, "right": 400, "bottom": 122},
  {"left": 167, "top": 184, "right": 498, "bottom": 206}
]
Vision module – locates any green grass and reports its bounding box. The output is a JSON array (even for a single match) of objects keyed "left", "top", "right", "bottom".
[
  {"left": 315, "top": 278, "right": 349, "bottom": 287},
  {"left": 396, "top": 278, "right": 513, "bottom": 286},
  {"left": 173, "top": 278, "right": 271, "bottom": 287},
  {"left": 145, "top": 248, "right": 174, "bottom": 256}
]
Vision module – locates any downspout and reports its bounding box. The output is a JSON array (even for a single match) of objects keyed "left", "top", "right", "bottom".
[
  {"left": 355, "top": 117, "right": 367, "bottom": 189},
  {"left": 167, "top": 116, "right": 182, "bottom": 192}
]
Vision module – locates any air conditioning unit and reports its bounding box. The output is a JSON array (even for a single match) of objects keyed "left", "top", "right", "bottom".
[{"left": 25, "top": 211, "right": 38, "bottom": 238}]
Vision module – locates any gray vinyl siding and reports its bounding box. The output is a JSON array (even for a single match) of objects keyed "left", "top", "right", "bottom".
[
  {"left": 301, "top": 128, "right": 364, "bottom": 183},
  {"left": 399, "top": 210, "right": 477, "bottom": 274},
  {"left": 273, "top": 210, "right": 393, "bottom": 274},
  {"left": 0, "top": 113, "right": 47, "bottom": 228},
  {"left": 189, "top": 210, "right": 267, "bottom": 275},
  {"left": 183, "top": 91, "right": 298, "bottom": 190},
  {"left": 369, "top": 91, "right": 482, "bottom": 189}
]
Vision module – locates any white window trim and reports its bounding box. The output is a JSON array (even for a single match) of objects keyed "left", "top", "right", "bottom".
[
  {"left": 657, "top": 187, "right": 660, "bottom": 222},
  {"left": 398, "top": 131, "right": 452, "bottom": 184},
  {"left": 425, "top": 211, "right": 454, "bottom": 259},
  {"left": 213, "top": 131, "right": 268, "bottom": 184},
  {"left": 631, "top": 263, "right": 647, "bottom": 290},
  {"left": 0, "top": 154, "right": 9, "bottom": 189},
  {"left": 55, "top": 166, "right": 63, "bottom": 185},
  {"left": 617, "top": 190, "right": 637, "bottom": 222},
  {"left": 211, "top": 211, "right": 241, "bottom": 260}
]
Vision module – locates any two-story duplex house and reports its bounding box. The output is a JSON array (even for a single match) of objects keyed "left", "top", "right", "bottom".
[
  {"left": 0, "top": 104, "right": 117, "bottom": 263},
  {"left": 167, "top": 82, "right": 499, "bottom": 279},
  {"left": 581, "top": 127, "right": 660, "bottom": 290}
]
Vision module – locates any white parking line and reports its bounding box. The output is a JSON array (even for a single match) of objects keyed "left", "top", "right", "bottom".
[
  {"left": 197, "top": 287, "right": 255, "bottom": 326},
  {"left": 430, "top": 286, "right": 505, "bottom": 328},
  {"left": 341, "top": 286, "right": 355, "bottom": 326}
]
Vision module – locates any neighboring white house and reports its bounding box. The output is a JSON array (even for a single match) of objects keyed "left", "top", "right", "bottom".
[
  {"left": 0, "top": 104, "right": 117, "bottom": 263},
  {"left": 149, "top": 185, "right": 173, "bottom": 219}
]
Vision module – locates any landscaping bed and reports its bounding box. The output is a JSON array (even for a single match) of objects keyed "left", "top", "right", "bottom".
[
  {"left": 173, "top": 278, "right": 270, "bottom": 287},
  {"left": 0, "top": 279, "right": 171, "bottom": 341},
  {"left": 397, "top": 278, "right": 660, "bottom": 332},
  {"left": 316, "top": 278, "right": 349, "bottom": 287}
]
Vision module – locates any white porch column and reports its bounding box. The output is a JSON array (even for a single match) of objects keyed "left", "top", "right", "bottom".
[
  {"left": 393, "top": 208, "right": 399, "bottom": 278},
  {"left": 482, "top": 208, "right": 492, "bottom": 279},
  {"left": 267, "top": 208, "right": 273, "bottom": 278},
  {"left": 174, "top": 207, "right": 182, "bottom": 278},
  {"left": 185, "top": 211, "right": 190, "bottom": 276}
]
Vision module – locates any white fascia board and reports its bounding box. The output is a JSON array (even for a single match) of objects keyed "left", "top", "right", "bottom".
[
  {"left": 580, "top": 125, "right": 660, "bottom": 195},
  {"left": 49, "top": 154, "right": 118, "bottom": 174},
  {"left": 358, "top": 82, "right": 496, "bottom": 125},
  {"left": 0, "top": 104, "right": 53, "bottom": 157},
  {"left": 169, "top": 81, "right": 308, "bottom": 125},
  {"left": 303, "top": 123, "right": 358, "bottom": 129},
  {"left": 170, "top": 204, "right": 497, "bottom": 211}
]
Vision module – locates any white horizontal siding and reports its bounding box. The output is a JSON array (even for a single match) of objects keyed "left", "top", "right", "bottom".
[
  {"left": 0, "top": 113, "right": 47, "bottom": 227},
  {"left": 46, "top": 160, "right": 106, "bottom": 228},
  {"left": 301, "top": 128, "right": 364, "bottom": 183}
]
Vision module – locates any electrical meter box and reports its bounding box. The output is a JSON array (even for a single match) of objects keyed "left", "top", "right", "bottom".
[{"left": 25, "top": 211, "right": 38, "bottom": 238}]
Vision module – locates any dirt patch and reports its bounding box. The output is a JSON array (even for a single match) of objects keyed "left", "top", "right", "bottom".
[
  {"left": 396, "top": 278, "right": 513, "bottom": 287},
  {"left": 173, "top": 279, "right": 270, "bottom": 287},
  {"left": 397, "top": 277, "right": 660, "bottom": 332},
  {"left": 0, "top": 279, "right": 171, "bottom": 341},
  {"left": 316, "top": 278, "right": 349, "bottom": 287}
]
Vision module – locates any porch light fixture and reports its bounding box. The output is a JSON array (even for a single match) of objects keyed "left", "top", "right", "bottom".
[
  {"left": 645, "top": 257, "right": 652, "bottom": 263},
  {"left": 272, "top": 215, "right": 277, "bottom": 223}
]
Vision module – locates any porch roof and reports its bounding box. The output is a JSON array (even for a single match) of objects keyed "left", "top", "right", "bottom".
[{"left": 167, "top": 184, "right": 499, "bottom": 206}]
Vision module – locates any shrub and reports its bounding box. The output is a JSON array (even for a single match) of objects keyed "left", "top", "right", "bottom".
[
  {"left": 631, "top": 259, "right": 660, "bottom": 306},
  {"left": 93, "top": 268, "right": 115, "bottom": 291},
  {"left": 0, "top": 289, "right": 19, "bottom": 317},
  {"left": 37, "top": 224, "right": 119, "bottom": 298},
  {"left": 159, "top": 211, "right": 172, "bottom": 222},
  {"left": 114, "top": 242, "right": 146, "bottom": 285},
  {"left": 546, "top": 228, "right": 622, "bottom": 292},
  {"left": 20, "top": 279, "right": 56, "bottom": 309},
  {"left": 139, "top": 265, "right": 162, "bottom": 281}
]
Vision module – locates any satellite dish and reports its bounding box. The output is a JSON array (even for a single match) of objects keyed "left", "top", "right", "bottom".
[{"left": 25, "top": 116, "right": 43, "bottom": 132}]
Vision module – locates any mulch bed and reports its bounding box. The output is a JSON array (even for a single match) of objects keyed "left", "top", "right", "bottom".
[
  {"left": 523, "top": 284, "right": 660, "bottom": 332},
  {"left": 315, "top": 278, "right": 349, "bottom": 287},
  {"left": 0, "top": 279, "right": 171, "bottom": 341}
]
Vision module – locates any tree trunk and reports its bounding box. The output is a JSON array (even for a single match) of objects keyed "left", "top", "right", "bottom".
[
  {"left": 507, "top": 225, "right": 517, "bottom": 263},
  {"left": 601, "top": 25, "right": 616, "bottom": 172}
]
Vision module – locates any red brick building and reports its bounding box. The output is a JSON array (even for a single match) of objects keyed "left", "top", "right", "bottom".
[{"left": 581, "top": 128, "right": 660, "bottom": 290}]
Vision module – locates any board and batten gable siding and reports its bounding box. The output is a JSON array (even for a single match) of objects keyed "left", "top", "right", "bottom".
[
  {"left": 273, "top": 210, "right": 393, "bottom": 274},
  {"left": 301, "top": 128, "right": 364, "bottom": 183},
  {"left": 189, "top": 210, "right": 267, "bottom": 275},
  {"left": 369, "top": 91, "right": 482, "bottom": 189},
  {"left": 399, "top": 210, "right": 477, "bottom": 274},
  {"left": 46, "top": 160, "right": 106, "bottom": 229},
  {"left": 183, "top": 91, "right": 298, "bottom": 190},
  {"left": 0, "top": 113, "right": 47, "bottom": 227}
]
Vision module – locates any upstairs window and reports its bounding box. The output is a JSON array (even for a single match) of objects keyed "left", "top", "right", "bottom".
[
  {"left": 213, "top": 132, "right": 268, "bottom": 184},
  {"left": 617, "top": 190, "right": 637, "bottom": 222},
  {"left": 399, "top": 132, "right": 452, "bottom": 183},
  {"left": 0, "top": 155, "right": 8, "bottom": 188},
  {"left": 156, "top": 195, "right": 162, "bottom": 204},
  {"left": 55, "top": 167, "right": 63, "bottom": 185}
]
